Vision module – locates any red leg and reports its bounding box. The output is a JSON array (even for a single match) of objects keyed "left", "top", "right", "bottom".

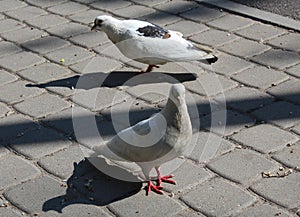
[
  {"left": 146, "top": 180, "right": 163, "bottom": 195},
  {"left": 156, "top": 167, "right": 176, "bottom": 187}
]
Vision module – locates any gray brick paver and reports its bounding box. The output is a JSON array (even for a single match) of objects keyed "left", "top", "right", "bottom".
[
  {"left": 26, "top": 14, "right": 69, "bottom": 29},
  {"left": 47, "top": 22, "right": 90, "bottom": 38},
  {"left": 180, "top": 6, "right": 225, "bottom": 23},
  {"left": 286, "top": 63, "right": 300, "bottom": 78},
  {"left": 207, "top": 14, "right": 253, "bottom": 31},
  {"left": 1, "top": 27, "right": 47, "bottom": 43},
  {"left": 0, "top": 41, "right": 22, "bottom": 58},
  {"left": 0, "top": 207, "right": 23, "bottom": 217},
  {"left": 267, "top": 32, "right": 300, "bottom": 52},
  {"left": 48, "top": 1, "right": 89, "bottom": 16},
  {"left": 154, "top": 0, "right": 198, "bottom": 15},
  {"left": 4, "top": 6, "right": 47, "bottom": 21},
  {"left": 0, "top": 0, "right": 27, "bottom": 12},
  {"left": 234, "top": 203, "right": 293, "bottom": 217},
  {"left": 0, "top": 69, "right": 18, "bottom": 86},
  {"left": 0, "top": 18, "right": 24, "bottom": 33},
  {"left": 272, "top": 142, "right": 300, "bottom": 170}
]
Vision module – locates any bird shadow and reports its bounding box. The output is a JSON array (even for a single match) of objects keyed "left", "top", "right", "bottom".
[
  {"left": 26, "top": 71, "right": 197, "bottom": 90},
  {"left": 42, "top": 158, "right": 143, "bottom": 213}
]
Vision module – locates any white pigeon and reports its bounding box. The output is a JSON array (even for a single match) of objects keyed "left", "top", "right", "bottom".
[
  {"left": 92, "top": 83, "right": 192, "bottom": 195},
  {"left": 91, "top": 15, "right": 218, "bottom": 72}
]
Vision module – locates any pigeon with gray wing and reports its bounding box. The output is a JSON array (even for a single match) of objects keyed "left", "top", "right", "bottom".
[
  {"left": 91, "top": 15, "right": 218, "bottom": 72},
  {"left": 92, "top": 84, "right": 192, "bottom": 195}
]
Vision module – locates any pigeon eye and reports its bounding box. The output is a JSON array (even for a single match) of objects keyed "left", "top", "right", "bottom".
[{"left": 96, "top": 19, "right": 103, "bottom": 26}]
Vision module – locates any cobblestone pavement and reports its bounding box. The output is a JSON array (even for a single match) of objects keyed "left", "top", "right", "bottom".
[{"left": 0, "top": 0, "right": 300, "bottom": 216}]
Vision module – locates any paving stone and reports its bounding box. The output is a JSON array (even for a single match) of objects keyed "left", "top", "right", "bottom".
[
  {"left": 235, "top": 23, "right": 286, "bottom": 41},
  {"left": 0, "top": 145, "right": 9, "bottom": 158},
  {"left": 69, "top": 31, "right": 109, "bottom": 48},
  {"left": 267, "top": 33, "right": 300, "bottom": 52},
  {"left": 202, "top": 110, "right": 255, "bottom": 136},
  {"left": 0, "top": 102, "right": 10, "bottom": 118},
  {"left": 184, "top": 73, "right": 237, "bottom": 97},
  {"left": 109, "top": 191, "right": 184, "bottom": 217},
  {"left": 45, "top": 45, "right": 93, "bottom": 66},
  {"left": 72, "top": 87, "right": 129, "bottom": 111},
  {"left": 166, "top": 20, "right": 208, "bottom": 37},
  {"left": 190, "top": 29, "right": 238, "bottom": 48},
  {"left": 219, "top": 86, "right": 273, "bottom": 112},
  {"left": 0, "top": 80, "right": 44, "bottom": 104},
  {"left": 251, "top": 49, "right": 300, "bottom": 70},
  {"left": 267, "top": 79, "right": 300, "bottom": 105},
  {"left": 251, "top": 101, "right": 300, "bottom": 128},
  {"left": 181, "top": 178, "right": 256, "bottom": 217},
  {"left": 22, "top": 36, "right": 70, "bottom": 54},
  {"left": 0, "top": 0, "right": 27, "bottom": 12},
  {"left": 0, "top": 154, "right": 40, "bottom": 189},
  {"left": 180, "top": 6, "right": 225, "bottom": 23},
  {"left": 175, "top": 209, "right": 206, "bottom": 217},
  {"left": 163, "top": 161, "right": 213, "bottom": 193},
  {"left": 0, "top": 69, "right": 17, "bottom": 86},
  {"left": 0, "top": 41, "right": 22, "bottom": 57},
  {"left": 219, "top": 38, "right": 271, "bottom": 58},
  {"left": 234, "top": 203, "right": 292, "bottom": 217},
  {"left": 187, "top": 131, "right": 235, "bottom": 163},
  {"left": 154, "top": 0, "right": 198, "bottom": 14},
  {"left": 272, "top": 142, "right": 300, "bottom": 170},
  {"left": 208, "top": 149, "right": 278, "bottom": 185},
  {"left": 131, "top": 0, "right": 169, "bottom": 6},
  {"left": 207, "top": 14, "right": 253, "bottom": 31},
  {"left": 41, "top": 204, "right": 111, "bottom": 217},
  {"left": 0, "top": 207, "right": 23, "bottom": 217},
  {"left": 232, "top": 66, "right": 289, "bottom": 89},
  {"left": 18, "top": 62, "right": 71, "bottom": 83},
  {"left": 250, "top": 173, "right": 300, "bottom": 209},
  {"left": 286, "top": 63, "right": 300, "bottom": 78},
  {"left": 4, "top": 176, "right": 67, "bottom": 214},
  {"left": 211, "top": 53, "right": 253, "bottom": 75},
  {"left": 48, "top": 1, "right": 88, "bottom": 16},
  {"left": 0, "top": 51, "right": 45, "bottom": 71},
  {"left": 47, "top": 22, "right": 90, "bottom": 38},
  {"left": 232, "top": 124, "right": 299, "bottom": 154},
  {"left": 1, "top": 27, "right": 46, "bottom": 43},
  {"left": 0, "top": 18, "right": 24, "bottom": 33},
  {"left": 138, "top": 11, "right": 181, "bottom": 26},
  {"left": 10, "top": 125, "right": 72, "bottom": 159},
  {"left": 114, "top": 4, "right": 155, "bottom": 18},
  {"left": 26, "top": 14, "right": 69, "bottom": 29},
  {"left": 0, "top": 114, "right": 37, "bottom": 143},
  {"left": 292, "top": 123, "right": 300, "bottom": 136},
  {"left": 38, "top": 145, "right": 84, "bottom": 179},
  {"left": 26, "top": 0, "right": 66, "bottom": 8},
  {"left": 69, "top": 9, "right": 107, "bottom": 25},
  {"left": 14, "top": 93, "right": 70, "bottom": 118},
  {"left": 91, "top": 0, "right": 132, "bottom": 12},
  {"left": 4, "top": 6, "right": 47, "bottom": 21}
]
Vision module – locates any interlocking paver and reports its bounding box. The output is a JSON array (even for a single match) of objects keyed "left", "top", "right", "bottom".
[
  {"left": 1, "top": 27, "right": 46, "bottom": 43},
  {"left": 0, "top": 41, "right": 22, "bottom": 57},
  {"left": 207, "top": 14, "right": 253, "bottom": 31},
  {"left": 48, "top": 1, "right": 88, "bottom": 16},
  {"left": 235, "top": 23, "right": 286, "bottom": 41},
  {"left": 154, "top": 0, "right": 198, "bottom": 14},
  {"left": 14, "top": 93, "right": 70, "bottom": 118},
  {"left": 45, "top": 45, "right": 93, "bottom": 66},
  {"left": 138, "top": 11, "right": 181, "bottom": 26},
  {"left": 91, "top": 0, "right": 132, "bottom": 11},
  {"left": 292, "top": 123, "right": 300, "bottom": 135},
  {"left": 0, "top": 102, "right": 10, "bottom": 118},
  {"left": 0, "top": 51, "right": 45, "bottom": 71},
  {"left": 232, "top": 66, "right": 289, "bottom": 89},
  {"left": 208, "top": 149, "right": 278, "bottom": 185},
  {"left": 26, "top": 0, "right": 66, "bottom": 8},
  {"left": 219, "top": 38, "right": 271, "bottom": 58},
  {"left": 181, "top": 178, "right": 256, "bottom": 217},
  {"left": 251, "top": 49, "right": 300, "bottom": 70},
  {"left": 250, "top": 173, "right": 300, "bottom": 209},
  {"left": 4, "top": 6, "right": 47, "bottom": 21},
  {"left": 114, "top": 4, "right": 155, "bottom": 18},
  {"left": 131, "top": 0, "right": 169, "bottom": 6},
  {"left": 190, "top": 29, "right": 238, "bottom": 47},
  {"left": 109, "top": 191, "right": 184, "bottom": 217},
  {"left": 232, "top": 124, "right": 299, "bottom": 153},
  {"left": 0, "top": 18, "right": 24, "bottom": 33},
  {"left": 38, "top": 145, "right": 84, "bottom": 179},
  {"left": 18, "top": 62, "right": 71, "bottom": 83},
  {"left": 0, "top": 207, "right": 23, "bottom": 217},
  {"left": 0, "top": 154, "right": 40, "bottom": 189},
  {"left": 4, "top": 176, "right": 67, "bottom": 214},
  {"left": 0, "top": 0, "right": 27, "bottom": 12},
  {"left": 0, "top": 80, "right": 45, "bottom": 104},
  {"left": 21, "top": 36, "right": 70, "bottom": 54},
  {"left": 180, "top": 5, "right": 225, "bottom": 22},
  {"left": 47, "top": 22, "right": 90, "bottom": 38},
  {"left": 211, "top": 52, "right": 253, "bottom": 75},
  {"left": 251, "top": 101, "right": 300, "bottom": 128},
  {"left": 166, "top": 20, "right": 208, "bottom": 37},
  {"left": 234, "top": 203, "right": 292, "bottom": 217},
  {"left": 0, "top": 69, "right": 18, "bottom": 86},
  {"left": 26, "top": 14, "right": 69, "bottom": 29},
  {"left": 267, "top": 79, "right": 300, "bottom": 105},
  {"left": 69, "top": 9, "right": 107, "bottom": 25},
  {"left": 0, "top": 146, "right": 9, "bottom": 158},
  {"left": 286, "top": 63, "right": 300, "bottom": 78},
  {"left": 220, "top": 86, "right": 273, "bottom": 112},
  {"left": 272, "top": 142, "right": 300, "bottom": 170},
  {"left": 267, "top": 32, "right": 300, "bottom": 52},
  {"left": 69, "top": 31, "right": 109, "bottom": 48}
]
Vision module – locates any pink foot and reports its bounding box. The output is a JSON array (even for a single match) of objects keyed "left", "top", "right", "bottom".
[
  {"left": 158, "top": 174, "right": 176, "bottom": 186},
  {"left": 146, "top": 180, "right": 163, "bottom": 195}
]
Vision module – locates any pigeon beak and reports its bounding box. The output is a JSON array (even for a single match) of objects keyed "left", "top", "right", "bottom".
[{"left": 91, "top": 24, "right": 96, "bottom": 31}]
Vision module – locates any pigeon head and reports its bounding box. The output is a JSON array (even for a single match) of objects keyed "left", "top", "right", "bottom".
[
  {"left": 169, "top": 84, "right": 186, "bottom": 106},
  {"left": 91, "top": 15, "right": 118, "bottom": 31}
]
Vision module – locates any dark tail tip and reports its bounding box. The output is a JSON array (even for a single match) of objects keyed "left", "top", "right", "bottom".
[{"left": 206, "top": 55, "right": 218, "bottom": 64}]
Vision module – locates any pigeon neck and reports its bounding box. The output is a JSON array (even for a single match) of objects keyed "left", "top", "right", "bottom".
[{"left": 162, "top": 98, "right": 186, "bottom": 126}]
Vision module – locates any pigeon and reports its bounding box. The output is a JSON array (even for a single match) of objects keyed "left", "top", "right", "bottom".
[
  {"left": 91, "top": 15, "right": 218, "bottom": 72},
  {"left": 92, "top": 83, "right": 192, "bottom": 195}
]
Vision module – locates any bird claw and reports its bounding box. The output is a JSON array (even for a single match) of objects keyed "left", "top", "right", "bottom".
[
  {"left": 146, "top": 181, "right": 163, "bottom": 195},
  {"left": 158, "top": 174, "right": 176, "bottom": 186}
]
